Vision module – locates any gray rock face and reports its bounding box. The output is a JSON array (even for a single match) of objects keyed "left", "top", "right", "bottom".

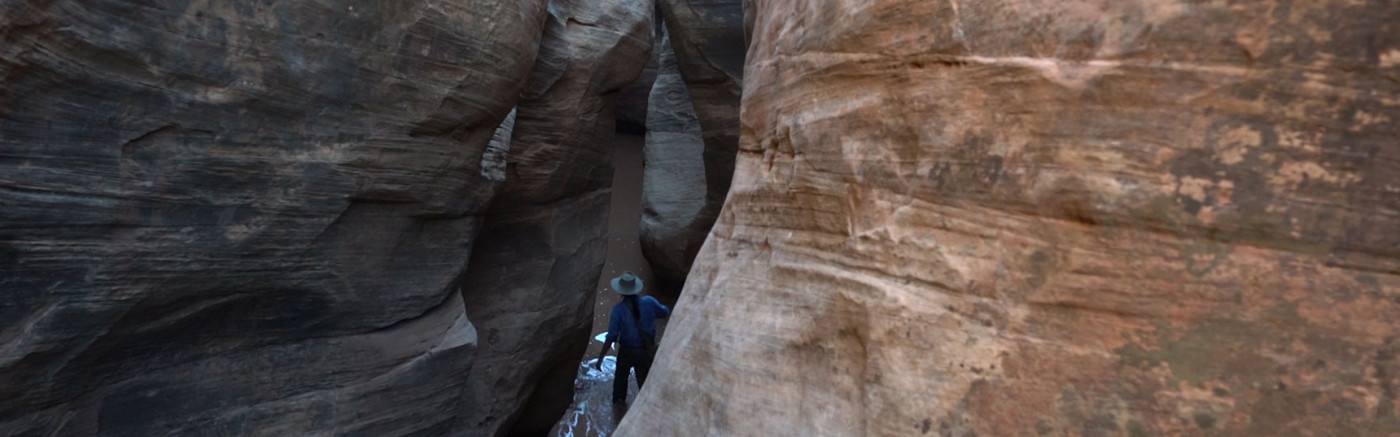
[
  {"left": 0, "top": 0, "right": 548, "bottom": 435},
  {"left": 639, "top": 31, "right": 711, "bottom": 297},
  {"left": 614, "top": 27, "right": 661, "bottom": 135},
  {"left": 659, "top": 0, "right": 747, "bottom": 83},
  {"left": 456, "top": 0, "right": 654, "bottom": 434},
  {"left": 639, "top": 0, "right": 747, "bottom": 291},
  {"left": 657, "top": 0, "right": 746, "bottom": 159}
]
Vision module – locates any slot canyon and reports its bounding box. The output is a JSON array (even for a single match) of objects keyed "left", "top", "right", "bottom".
[{"left": 2, "top": 0, "right": 1398, "bottom": 436}]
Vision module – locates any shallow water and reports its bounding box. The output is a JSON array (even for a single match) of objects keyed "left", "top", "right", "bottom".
[{"left": 552, "top": 357, "right": 639, "bottom": 437}]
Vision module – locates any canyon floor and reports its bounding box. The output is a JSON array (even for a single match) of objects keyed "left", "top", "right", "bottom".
[{"left": 550, "top": 133, "right": 676, "bottom": 436}]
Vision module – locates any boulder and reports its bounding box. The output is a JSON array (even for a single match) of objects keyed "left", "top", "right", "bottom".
[
  {"left": 640, "top": 0, "right": 747, "bottom": 292},
  {"left": 639, "top": 29, "right": 711, "bottom": 298},
  {"left": 0, "top": 0, "right": 548, "bottom": 435},
  {"left": 621, "top": 0, "right": 1400, "bottom": 435},
  {"left": 455, "top": 0, "right": 653, "bottom": 434}
]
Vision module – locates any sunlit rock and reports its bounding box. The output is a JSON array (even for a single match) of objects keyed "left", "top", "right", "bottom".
[{"left": 621, "top": 0, "right": 1400, "bottom": 435}]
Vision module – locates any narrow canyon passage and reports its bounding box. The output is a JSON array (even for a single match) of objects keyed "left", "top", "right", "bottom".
[
  {"left": 550, "top": 132, "right": 674, "bottom": 437},
  {"left": 6, "top": 1, "right": 1396, "bottom": 436}
]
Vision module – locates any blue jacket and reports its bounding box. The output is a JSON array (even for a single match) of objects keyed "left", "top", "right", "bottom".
[{"left": 606, "top": 296, "right": 671, "bottom": 349}]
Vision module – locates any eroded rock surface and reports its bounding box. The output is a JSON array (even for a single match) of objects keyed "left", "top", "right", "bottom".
[
  {"left": 622, "top": 1, "right": 1400, "bottom": 435},
  {"left": 640, "top": 0, "right": 747, "bottom": 292},
  {"left": 0, "top": 0, "right": 547, "bottom": 435},
  {"left": 639, "top": 30, "right": 711, "bottom": 298},
  {"left": 614, "top": 25, "right": 661, "bottom": 136},
  {"left": 457, "top": 0, "right": 653, "bottom": 434}
]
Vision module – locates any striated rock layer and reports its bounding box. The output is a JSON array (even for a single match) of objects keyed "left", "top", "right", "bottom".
[
  {"left": 622, "top": 0, "right": 1400, "bottom": 436},
  {"left": 639, "top": 29, "right": 711, "bottom": 299},
  {"left": 640, "top": 0, "right": 747, "bottom": 292},
  {"left": 613, "top": 23, "right": 661, "bottom": 136},
  {"left": 0, "top": 0, "right": 549, "bottom": 435},
  {"left": 456, "top": 0, "right": 653, "bottom": 434}
]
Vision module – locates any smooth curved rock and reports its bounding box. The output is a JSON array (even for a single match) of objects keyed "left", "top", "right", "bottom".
[
  {"left": 621, "top": 0, "right": 1400, "bottom": 435},
  {"left": 614, "top": 24, "right": 661, "bottom": 136},
  {"left": 638, "top": 30, "right": 711, "bottom": 298},
  {"left": 0, "top": 0, "right": 547, "bottom": 435},
  {"left": 657, "top": 0, "right": 746, "bottom": 87},
  {"left": 640, "top": 0, "right": 746, "bottom": 292},
  {"left": 655, "top": 0, "right": 745, "bottom": 158},
  {"left": 456, "top": 0, "right": 653, "bottom": 434}
]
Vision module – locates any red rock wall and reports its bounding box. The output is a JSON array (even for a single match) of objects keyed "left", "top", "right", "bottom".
[
  {"left": 456, "top": 0, "right": 654, "bottom": 434},
  {"left": 621, "top": 0, "right": 1400, "bottom": 435},
  {"left": 639, "top": 0, "right": 747, "bottom": 293}
]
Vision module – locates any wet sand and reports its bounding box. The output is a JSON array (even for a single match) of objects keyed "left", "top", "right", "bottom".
[{"left": 551, "top": 133, "right": 670, "bottom": 436}]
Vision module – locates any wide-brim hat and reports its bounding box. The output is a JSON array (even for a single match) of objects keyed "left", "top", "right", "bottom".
[{"left": 610, "top": 272, "right": 643, "bottom": 295}]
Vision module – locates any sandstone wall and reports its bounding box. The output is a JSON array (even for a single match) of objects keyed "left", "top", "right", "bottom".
[
  {"left": 0, "top": 0, "right": 551, "bottom": 435},
  {"left": 640, "top": 0, "right": 747, "bottom": 292},
  {"left": 639, "top": 30, "right": 711, "bottom": 299},
  {"left": 614, "top": 21, "right": 662, "bottom": 136},
  {"left": 621, "top": 0, "right": 1400, "bottom": 435},
  {"left": 456, "top": 0, "right": 653, "bottom": 434}
]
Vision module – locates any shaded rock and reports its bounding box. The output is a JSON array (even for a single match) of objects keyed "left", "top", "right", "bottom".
[
  {"left": 614, "top": 22, "right": 662, "bottom": 135},
  {"left": 0, "top": 0, "right": 550, "bottom": 435},
  {"left": 639, "top": 29, "right": 711, "bottom": 298},
  {"left": 621, "top": 0, "right": 1400, "bottom": 436},
  {"left": 639, "top": 0, "right": 747, "bottom": 293},
  {"left": 657, "top": 0, "right": 747, "bottom": 89},
  {"left": 456, "top": 0, "right": 653, "bottom": 434}
]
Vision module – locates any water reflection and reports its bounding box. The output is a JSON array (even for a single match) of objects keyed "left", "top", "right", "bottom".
[{"left": 552, "top": 356, "right": 637, "bottom": 437}]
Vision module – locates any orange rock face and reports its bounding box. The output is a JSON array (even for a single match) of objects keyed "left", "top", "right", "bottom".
[{"left": 620, "top": 1, "right": 1400, "bottom": 435}]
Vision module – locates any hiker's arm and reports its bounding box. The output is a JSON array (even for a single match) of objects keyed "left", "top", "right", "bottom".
[
  {"left": 595, "top": 311, "right": 620, "bottom": 369},
  {"left": 594, "top": 338, "right": 613, "bottom": 369},
  {"left": 652, "top": 297, "right": 672, "bottom": 319}
]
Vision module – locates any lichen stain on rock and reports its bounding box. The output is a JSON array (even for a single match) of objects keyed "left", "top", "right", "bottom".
[{"left": 1114, "top": 319, "right": 1276, "bottom": 389}]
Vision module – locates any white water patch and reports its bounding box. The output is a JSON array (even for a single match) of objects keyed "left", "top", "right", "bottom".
[
  {"left": 552, "top": 355, "right": 648, "bottom": 437},
  {"left": 555, "top": 356, "right": 634, "bottom": 437},
  {"left": 556, "top": 358, "right": 616, "bottom": 437},
  {"left": 556, "top": 399, "right": 593, "bottom": 437},
  {"left": 583, "top": 356, "right": 618, "bottom": 381},
  {"left": 593, "top": 332, "right": 616, "bottom": 350}
]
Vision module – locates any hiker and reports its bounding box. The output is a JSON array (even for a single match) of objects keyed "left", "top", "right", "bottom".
[{"left": 594, "top": 271, "right": 671, "bottom": 404}]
